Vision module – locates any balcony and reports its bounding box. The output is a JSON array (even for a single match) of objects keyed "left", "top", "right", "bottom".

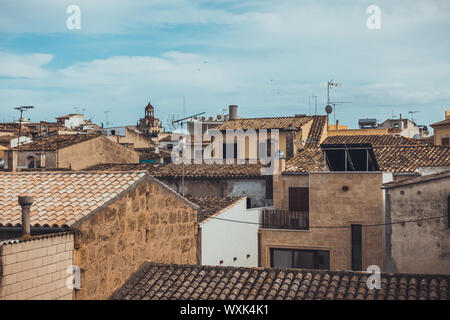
[{"left": 259, "top": 209, "right": 309, "bottom": 230}]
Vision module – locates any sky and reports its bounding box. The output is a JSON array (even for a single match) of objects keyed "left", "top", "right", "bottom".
[{"left": 0, "top": 0, "right": 449, "bottom": 130}]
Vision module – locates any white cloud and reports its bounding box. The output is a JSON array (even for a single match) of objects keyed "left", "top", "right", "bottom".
[{"left": 0, "top": 52, "right": 53, "bottom": 78}]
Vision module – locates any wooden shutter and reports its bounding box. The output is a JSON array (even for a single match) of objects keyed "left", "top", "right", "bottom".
[{"left": 288, "top": 187, "right": 309, "bottom": 211}]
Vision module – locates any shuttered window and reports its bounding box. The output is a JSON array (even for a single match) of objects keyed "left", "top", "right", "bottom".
[{"left": 288, "top": 187, "right": 309, "bottom": 211}]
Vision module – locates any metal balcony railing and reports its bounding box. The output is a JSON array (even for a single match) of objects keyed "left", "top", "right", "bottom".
[{"left": 259, "top": 209, "right": 309, "bottom": 230}]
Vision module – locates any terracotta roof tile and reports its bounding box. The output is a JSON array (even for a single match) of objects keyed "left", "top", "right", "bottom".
[
  {"left": 14, "top": 133, "right": 101, "bottom": 151},
  {"left": 430, "top": 118, "right": 450, "bottom": 127},
  {"left": 87, "top": 162, "right": 265, "bottom": 178},
  {"left": 186, "top": 196, "right": 243, "bottom": 223},
  {"left": 305, "top": 116, "right": 327, "bottom": 147},
  {"left": 217, "top": 116, "right": 315, "bottom": 130},
  {"left": 322, "top": 134, "right": 420, "bottom": 146},
  {"left": 285, "top": 142, "right": 450, "bottom": 174},
  {"left": 0, "top": 171, "right": 147, "bottom": 227},
  {"left": 111, "top": 263, "right": 450, "bottom": 300},
  {"left": 374, "top": 145, "right": 450, "bottom": 173}
]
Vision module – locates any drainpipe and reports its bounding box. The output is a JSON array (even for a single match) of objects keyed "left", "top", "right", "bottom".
[{"left": 18, "top": 195, "right": 33, "bottom": 239}]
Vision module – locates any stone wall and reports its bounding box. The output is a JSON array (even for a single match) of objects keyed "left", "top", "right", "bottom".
[
  {"left": 384, "top": 176, "right": 450, "bottom": 274},
  {"left": 273, "top": 173, "right": 309, "bottom": 210},
  {"left": 0, "top": 233, "right": 74, "bottom": 300},
  {"left": 72, "top": 176, "right": 198, "bottom": 300},
  {"left": 57, "top": 136, "right": 139, "bottom": 170},
  {"left": 260, "top": 172, "right": 384, "bottom": 271}
]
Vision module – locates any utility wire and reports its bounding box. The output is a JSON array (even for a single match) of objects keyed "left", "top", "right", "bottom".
[{"left": 205, "top": 214, "right": 447, "bottom": 229}]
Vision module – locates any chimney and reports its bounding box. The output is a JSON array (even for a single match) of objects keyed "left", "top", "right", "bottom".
[
  {"left": 445, "top": 110, "right": 450, "bottom": 120},
  {"left": 18, "top": 195, "right": 33, "bottom": 239},
  {"left": 229, "top": 105, "right": 238, "bottom": 120}
]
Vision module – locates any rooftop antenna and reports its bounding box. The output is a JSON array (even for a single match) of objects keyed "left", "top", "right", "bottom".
[
  {"left": 171, "top": 111, "right": 206, "bottom": 196},
  {"left": 408, "top": 111, "right": 419, "bottom": 123},
  {"left": 312, "top": 95, "right": 318, "bottom": 115},
  {"left": 14, "top": 105, "right": 34, "bottom": 169},
  {"left": 325, "top": 80, "right": 351, "bottom": 127},
  {"left": 104, "top": 110, "right": 111, "bottom": 127}
]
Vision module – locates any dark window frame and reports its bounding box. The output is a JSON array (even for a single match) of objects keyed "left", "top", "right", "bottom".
[
  {"left": 270, "top": 248, "right": 330, "bottom": 270},
  {"left": 351, "top": 224, "right": 363, "bottom": 271}
]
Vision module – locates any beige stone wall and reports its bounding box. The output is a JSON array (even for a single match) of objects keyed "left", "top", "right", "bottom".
[
  {"left": 0, "top": 233, "right": 74, "bottom": 300},
  {"left": 385, "top": 177, "right": 450, "bottom": 274},
  {"left": 57, "top": 136, "right": 139, "bottom": 170},
  {"left": 273, "top": 173, "right": 309, "bottom": 210},
  {"left": 261, "top": 172, "right": 384, "bottom": 271},
  {"left": 107, "top": 128, "right": 154, "bottom": 149},
  {"left": 72, "top": 177, "right": 198, "bottom": 300}
]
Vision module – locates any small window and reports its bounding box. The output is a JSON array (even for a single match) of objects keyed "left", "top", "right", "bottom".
[
  {"left": 351, "top": 224, "right": 362, "bottom": 271},
  {"left": 246, "top": 198, "right": 252, "bottom": 209},
  {"left": 111, "top": 130, "right": 116, "bottom": 135},
  {"left": 270, "top": 248, "right": 330, "bottom": 269},
  {"left": 442, "top": 137, "right": 449, "bottom": 146}
]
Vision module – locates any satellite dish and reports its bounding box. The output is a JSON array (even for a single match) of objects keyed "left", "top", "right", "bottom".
[{"left": 325, "top": 105, "right": 333, "bottom": 114}]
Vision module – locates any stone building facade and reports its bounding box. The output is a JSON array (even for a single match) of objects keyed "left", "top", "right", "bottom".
[
  {"left": 72, "top": 176, "right": 198, "bottom": 299},
  {"left": 383, "top": 170, "right": 450, "bottom": 274},
  {"left": 260, "top": 172, "right": 385, "bottom": 271},
  {"left": 0, "top": 233, "right": 74, "bottom": 300},
  {"left": 5, "top": 134, "right": 139, "bottom": 171}
]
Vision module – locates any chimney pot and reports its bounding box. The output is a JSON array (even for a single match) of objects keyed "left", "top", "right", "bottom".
[
  {"left": 18, "top": 195, "right": 33, "bottom": 239},
  {"left": 229, "top": 105, "right": 238, "bottom": 120}
]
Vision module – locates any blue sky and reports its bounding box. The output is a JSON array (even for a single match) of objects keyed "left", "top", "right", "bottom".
[{"left": 0, "top": 0, "right": 449, "bottom": 130}]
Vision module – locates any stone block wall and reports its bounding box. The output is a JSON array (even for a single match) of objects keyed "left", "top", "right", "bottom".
[
  {"left": 385, "top": 176, "right": 450, "bottom": 274},
  {"left": 261, "top": 172, "right": 384, "bottom": 271},
  {"left": 72, "top": 176, "right": 198, "bottom": 300},
  {"left": 0, "top": 233, "right": 74, "bottom": 300},
  {"left": 57, "top": 136, "right": 139, "bottom": 170}
]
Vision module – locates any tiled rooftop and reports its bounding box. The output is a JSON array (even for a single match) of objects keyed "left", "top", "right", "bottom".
[
  {"left": 111, "top": 262, "right": 450, "bottom": 300},
  {"left": 0, "top": 171, "right": 147, "bottom": 227},
  {"left": 14, "top": 133, "right": 101, "bottom": 151},
  {"left": 430, "top": 118, "right": 450, "bottom": 127},
  {"left": 374, "top": 145, "right": 450, "bottom": 173},
  {"left": 285, "top": 145, "right": 450, "bottom": 173},
  {"left": 186, "top": 196, "right": 243, "bottom": 223},
  {"left": 304, "top": 116, "right": 327, "bottom": 147},
  {"left": 216, "top": 116, "right": 315, "bottom": 130},
  {"left": 322, "top": 134, "right": 420, "bottom": 146},
  {"left": 285, "top": 147, "right": 325, "bottom": 173},
  {"left": 87, "top": 162, "right": 265, "bottom": 178}
]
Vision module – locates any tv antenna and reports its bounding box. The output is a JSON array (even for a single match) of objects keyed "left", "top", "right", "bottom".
[
  {"left": 408, "top": 111, "right": 419, "bottom": 123},
  {"left": 104, "top": 110, "right": 111, "bottom": 127},
  {"left": 325, "top": 80, "right": 351, "bottom": 126}
]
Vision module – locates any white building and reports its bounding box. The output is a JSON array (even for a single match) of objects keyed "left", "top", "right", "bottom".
[
  {"left": 188, "top": 196, "right": 259, "bottom": 267},
  {"left": 56, "top": 114, "right": 85, "bottom": 130}
]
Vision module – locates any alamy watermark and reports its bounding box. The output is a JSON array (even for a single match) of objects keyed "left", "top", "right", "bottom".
[
  {"left": 366, "top": 5, "right": 381, "bottom": 30},
  {"left": 66, "top": 5, "right": 81, "bottom": 30},
  {"left": 66, "top": 265, "right": 81, "bottom": 290},
  {"left": 366, "top": 265, "right": 381, "bottom": 289}
]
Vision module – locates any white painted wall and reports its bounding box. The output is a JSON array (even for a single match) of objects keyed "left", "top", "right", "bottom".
[
  {"left": 10, "top": 136, "right": 33, "bottom": 148},
  {"left": 201, "top": 198, "right": 260, "bottom": 267},
  {"left": 64, "top": 114, "right": 84, "bottom": 129}
]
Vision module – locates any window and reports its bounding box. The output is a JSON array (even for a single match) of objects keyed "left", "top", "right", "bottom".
[
  {"left": 442, "top": 137, "right": 450, "bottom": 146},
  {"left": 246, "top": 198, "right": 252, "bottom": 209},
  {"left": 223, "top": 143, "right": 238, "bottom": 160},
  {"left": 111, "top": 130, "right": 116, "bottom": 135},
  {"left": 270, "top": 248, "right": 330, "bottom": 269},
  {"left": 351, "top": 224, "right": 362, "bottom": 271},
  {"left": 288, "top": 187, "right": 309, "bottom": 211}
]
